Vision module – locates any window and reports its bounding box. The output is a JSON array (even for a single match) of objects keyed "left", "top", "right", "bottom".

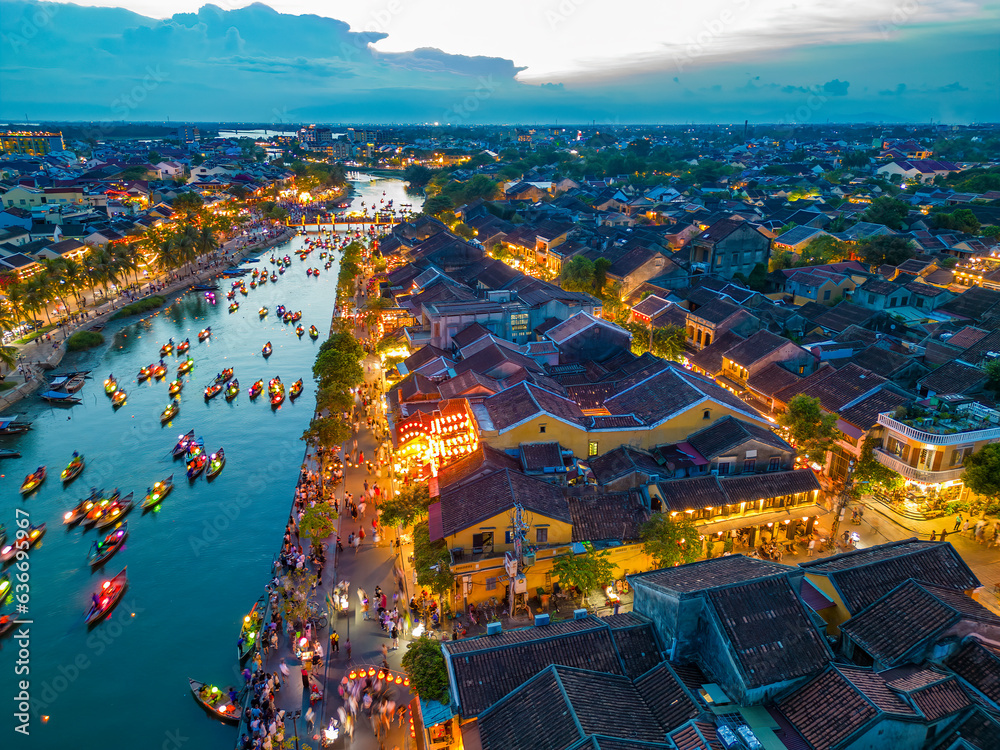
[
  {"left": 914, "top": 297, "right": 924, "bottom": 308},
  {"left": 798, "top": 364, "right": 806, "bottom": 375},
  {"left": 703, "top": 409, "right": 711, "bottom": 420},
  {"left": 704, "top": 333, "right": 712, "bottom": 346},
  {"left": 768, "top": 456, "right": 781, "bottom": 471},
  {"left": 539, "top": 424, "right": 546, "bottom": 434},
  {"left": 588, "top": 441, "right": 598, "bottom": 457},
  {"left": 505, "top": 530, "right": 514, "bottom": 544},
  {"left": 868, "top": 293, "right": 876, "bottom": 304},
  {"left": 743, "top": 458, "right": 756, "bottom": 473},
  {"left": 536, "top": 527, "right": 548, "bottom": 544},
  {"left": 485, "top": 577, "right": 497, "bottom": 591},
  {"left": 472, "top": 531, "right": 494, "bottom": 551},
  {"left": 823, "top": 290, "right": 831, "bottom": 301},
  {"left": 717, "top": 461, "right": 731, "bottom": 475}
]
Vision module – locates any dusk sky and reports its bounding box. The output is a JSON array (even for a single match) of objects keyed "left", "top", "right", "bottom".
[{"left": 1, "top": 0, "right": 997, "bottom": 124}]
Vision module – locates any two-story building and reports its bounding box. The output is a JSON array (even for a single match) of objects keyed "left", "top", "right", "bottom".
[{"left": 689, "top": 217, "right": 771, "bottom": 280}]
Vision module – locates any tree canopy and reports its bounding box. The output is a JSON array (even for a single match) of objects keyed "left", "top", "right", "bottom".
[
  {"left": 862, "top": 196, "right": 910, "bottom": 230},
  {"left": 640, "top": 513, "right": 701, "bottom": 569},
  {"left": 401, "top": 637, "right": 449, "bottom": 704},
  {"left": 412, "top": 521, "right": 454, "bottom": 598},
  {"left": 552, "top": 543, "right": 615, "bottom": 605},
  {"left": 778, "top": 394, "right": 838, "bottom": 465},
  {"left": 856, "top": 235, "right": 916, "bottom": 267},
  {"left": 378, "top": 484, "right": 432, "bottom": 529},
  {"left": 963, "top": 443, "right": 1000, "bottom": 501}
]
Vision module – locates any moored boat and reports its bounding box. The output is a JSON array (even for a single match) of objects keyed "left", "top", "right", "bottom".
[
  {"left": 237, "top": 596, "right": 264, "bottom": 662},
  {"left": 20, "top": 466, "right": 46, "bottom": 496},
  {"left": 189, "top": 679, "right": 241, "bottom": 724},
  {"left": 87, "top": 523, "right": 128, "bottom": 567},
  {"left": 141, "top": 474, "right": 174, "bottom": 510},
  {"left": 60, "top": 453, "right": 85, "bottom": 483},
  {"left": 206, "top": 448, "right": 225, "bottom": 479},
  {"left": 84, "top": 568, "right": 127, "bottom": 626},
  {"left": 172, "top": 430, "right": 195, "bottom": 458},
  {"left": 309, "top": 325, "right": 319, "bottom": 339}
]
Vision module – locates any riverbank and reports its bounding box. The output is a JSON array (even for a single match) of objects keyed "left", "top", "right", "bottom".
[{"left": 0, "top": 225, "right": 296, "bottom": 414}]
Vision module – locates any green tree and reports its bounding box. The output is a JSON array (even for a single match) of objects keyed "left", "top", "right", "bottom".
[
  {"left": 403, "top": 164, "right": 434, "bottom": 186},
  {"left": 778, "top": 394, "right": 838, "bottom": 465},
  {"left": 593, "top": 257, "right": 612, "bottom": 295},
  {"left": 561, "top": 255, "right": 595, "bottom": 293},
  {"left": 932, "top": 209, "right": 981, "bottom": 235},
  {"left": 422, "top": 194, "right": 453, "bottom": 217},
  {"left": 453, "top": 222, "right": 476, "bottom": 240},
  {"left": 856, "top": 235, "right": 916, "bottom": 267},
  {"left": 863, "top": 196, "right": 910, "bottom": 230},
  {"left": 799, "top": 235, "right": 850, "bottom": 266},
  {"left": 172, "top": 192, "right": 204, "bottom": 216},
  {"left": 651, "top": 325, "right": 686, "bottom": 361},
  {"left": 379, "top": 484, "right": 432, "bottom": 529},
  {"left": 985, "top": 359, "right": 1000, "bottom": 395},
  {"left": 640, "top": 513, "right": 701, "bottom": 568},
  {"left": 413, "top": 521, "right": 454, "bottom": 598},
  {"left": 299, "top": 504, "right": 339, "bottom": 548},
  {"left": 963, "top": 443, "right": 1000, "bottom": 502},
  {"left": 148, "top": 150, "right": 161, "bottom": 164},
  {"left": 400, "top": 637, "right": 449, "bottom": 703},
  {"left": 852, "top": 435, "right": 904, "bottom": 492},
  {"left": 552, "top": 543, "right": 615, "bottom": 606}
]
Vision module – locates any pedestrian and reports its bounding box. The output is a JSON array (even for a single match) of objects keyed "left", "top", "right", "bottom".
[
  {"left": 940, "top": 528, "right": 949, "bottom": 541},
  {"left": 332, "top": 630, "right": 340, "bottom": 652},
  {"left": 961, "top": 518, "right": 971, "bottom": 536},
  {"left": 930, "top": 530, "right": 936, "bottom": 541},
  {"left": 954, "top": 513, "right": 963, "bottom": 532},
  {"left": 381, "top": 643, "right": 388, "bottom": 661},
  {"left": 391, "top": 625, "right": 399, "bottom": 649},
  {"left": 301, "top": 666, "right": 309, "bottom": 691},
  {"left": 807, "top": 538, "right": 816, "bottom": 557},
  {"left": 346, "top": 638, "right": 352, "bottom": 661},
  {"left": 278, "top": 660, "right": 288, "bottom": 682}
]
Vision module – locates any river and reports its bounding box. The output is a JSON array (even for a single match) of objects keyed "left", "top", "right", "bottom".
[{"left": 0, "top": 174, "right": 419, "bottom": 748}]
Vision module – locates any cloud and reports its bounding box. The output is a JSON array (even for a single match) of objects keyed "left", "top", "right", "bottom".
[
  {"left": 936, "top": 81, "right": 968, "bottom": 92},
  {"left": 822, "top": 79, "right": 850, "bottom": 96},
  {"left": 880, "top": 83, "right": 907, "bottom": 96}
]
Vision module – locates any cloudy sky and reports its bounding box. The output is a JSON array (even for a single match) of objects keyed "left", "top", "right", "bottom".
[{"left": 1, "top": 0, "right": 997, "bottom": 123}]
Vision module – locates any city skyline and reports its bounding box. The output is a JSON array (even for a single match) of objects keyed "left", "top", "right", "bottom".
[{"left": 1, "top": 0, "right": 998, "bottom": 124}]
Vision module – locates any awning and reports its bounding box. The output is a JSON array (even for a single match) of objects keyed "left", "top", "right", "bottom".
[
  {"left": 697, "top": 503, "right": 829, "bottom": 535},
  {"left": 837, "top": 419, "right": 865, "bottom": 440},
  {"left": 427, "top": 502, "right": 444, "bottom": 542}
]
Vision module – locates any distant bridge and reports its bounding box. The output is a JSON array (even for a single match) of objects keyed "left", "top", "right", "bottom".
[{"left": 286, "top": 217, "right": 402, "bottom": 229}]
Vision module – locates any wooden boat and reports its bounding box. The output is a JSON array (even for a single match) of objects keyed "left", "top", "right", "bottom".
[
  {"left": 0, "top": 416, "right": 32, "bottom": 435},
  {"left": 290, "top": 379, "right": 303, "bottom": 399},
  {"left": 258, "top": 306, "right": 268, "bottom": 317},
  {"left": 65, "top": 488, "right": 102, "bottom": 525},
  {"left": 278, "top": 265, "right": 285, "bottom": 275},
  {"left": 249, "top": 280, "right": 257, "bottom": 289},
  {"left": 306, "top": 267, "right": 313, "bottom": 277},
  {"left": 60, "top": 454, "right": 85, "bottom": 483},
  {"left": 291, "top": 311, "right": 302, "bottom": 322},
  {"left": 185, "top": 438, "right": 205, "bottom": 462},
  {"left": 226, "top": 290, "right": 236, "bottom": 300},
  {"left": 0, "top": 448, "right": 22, "bottom": 459},
  {"left": 270, "top": 384, "right": 285, "bottom": 408},
  {"left": 151, "top": 362, "right": 167, "bottom": 380},
  {"left": 176, "top": 338, "right": 191, "bottom": 354},
  {"left": 168, "top": 379, "right": 184, "bottom": 396},
  {"left": 142, "top": 474, "right": 174, "bottom": 510},
  {"left": 262, "top": 341, "right": 272, "bottom": 358},
  {"left": 309, "top": 325, "right": 319, "bottom": 339},
  {"left": 296, "top": 325, "right": 305, "bottom": 337},
  {"left": 189, "top": 679, "right": 241, "bottom": 724},
  {"left": 239, "top": 285, "right": 248, "bottom": 296},
  {"left": 172, "top": 430, "right": 195, "bottom": 458},
  {"left": 39, "top": 390, "right": 82, "bottom": 405},
  {"left": 198, "top": 327, "right": 211, "bottom": 341},
  {"left": 324, "top": 261, "right": 332, "bottom": 270},
  {"left": 177, "top": 357, "right": 194, "bottom": 375},
  {"left": 220, "top": 368, "right": 234, "bottom": 382},
  {"left": 160, "top": 400, "right": 179, "bottom": 423},
  {"left": 204, "top": 382, "right": 223, "bottom": 400},
  {"left": 229, "top": 302, "right": 239, "bottom": 313},
  {"left": 84, "top": 568, "right": 127, "bottom": 626},
  {"left": 93, "top": 492, "right": 134, "bottom": 530},
  {"left": 186, "top": 453, "right": 207, "bottom": 480},
  {"left": 248, "top": 379, "right": 264, "bottom": 399},
  {"left": 0, "top": 523, "right": 46, "bottom": 563},
  {"left": 270, "top": 272, "right": 277, "bottom": 282},
  {"left": 87, "top": 523, "right": 127, "bottom": 567},
  {"left": 312, "top": 268, "right": 319, "bottom": 277},
  {"left": 0, "top": 573, "right": 10, "bottom": 599},
  {"left": 112, "top": 389, "right": 127, "bottom": 408},
  {"left": 276, "top": 305, "right": 286, "bottom": 317},
  {"left": 160, "top": 339, "right": 174, "bottom": 357},
  {"left": 0, "top": 614, "right": 16, "bottom": 640},
  {"left": 237, "top": 596, "right": 264, "bottom": 662},
  {"left": 20, "top": 466, "right": 46, "bottom": 495},
  {"left": 206, "top": 448, "right": 225, "bottom": 480},
  {"left": 225, "top": 379, "right": 240, "bottom": 401},
  {"left": 64, "top": 374, "right": 86, "bottom": 392},
  {"left": 137, "top": 366, "right": 151, "bottom": 382},
  {"left": 104, "top": 375, "right": 117, "bottom": 395}
]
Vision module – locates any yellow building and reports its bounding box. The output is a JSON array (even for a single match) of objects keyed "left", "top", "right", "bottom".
[
  {"left": 472, "top": 363, "right": 774, "bottom": 459},
  {"left": 0, "top": 130, "right": 64, "bottom": 155}
]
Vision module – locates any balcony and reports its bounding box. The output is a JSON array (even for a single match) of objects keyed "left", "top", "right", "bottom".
[
  {"left": 876, "top": 412, "right": 1000, "bottom": 446},
  {"left": 873, "top": 448, "right": 966, "bottom": 484}
]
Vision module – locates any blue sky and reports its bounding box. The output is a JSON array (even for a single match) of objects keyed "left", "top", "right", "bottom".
[{"left": 1, "top": 0, "right": 997, "bottom": 123}]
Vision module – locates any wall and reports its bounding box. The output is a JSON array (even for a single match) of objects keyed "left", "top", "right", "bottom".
[{"left": 843, "top": 717, "right": 926, "bottom": 750}]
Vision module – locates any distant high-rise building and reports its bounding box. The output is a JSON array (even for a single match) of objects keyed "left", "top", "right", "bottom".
[
  {"left": 0, "top": 130, "right": 64, "bottom": 155},
  {"left": 298, "top": 125, "right": 333, "bottom": 147},
  {"left": 177, "top": 125, "right": 200, "bottom": 144}
]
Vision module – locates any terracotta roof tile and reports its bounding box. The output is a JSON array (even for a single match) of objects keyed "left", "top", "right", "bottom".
[
  {"left": 629, "top": 554, "right": 788, "bottom": 595},
  {"left": 945, "top": 638, "right": 1000, "bottom": 705},
  {"left": 568, "top": 491, "right": 648, "bottom": 543}
]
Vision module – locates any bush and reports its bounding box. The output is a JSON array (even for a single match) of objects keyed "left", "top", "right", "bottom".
[
  {"left": 110, "top": 295, "right": 166, "bottom": 319},
  {"left": 66, "top": 331, "right": 105, "bottom": 351}
]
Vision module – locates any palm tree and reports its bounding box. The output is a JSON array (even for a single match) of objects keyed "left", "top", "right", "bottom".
[
  {"left": 155, "top": 235, "right": 178, "bottom": 275},
  {"left": 40, "top": 259, "right": 73, "bottom": 317},
  {"left": 2, "top": 279, "right": 29, "bottom": 326},
  {"left": 59, "top": 257, "right": 86, "bottom": 311},
  {"left": 0, "top": 302, "right": 18, "bottom": 369},
  {"left": 174, "top": 226, "right": 199, "bottom": 277},
  {"left": 196, "top": 224, "right": 218, "bottom": 262},
  {"left": 24, "top": 275, "right": 54, "bottom": 327}
]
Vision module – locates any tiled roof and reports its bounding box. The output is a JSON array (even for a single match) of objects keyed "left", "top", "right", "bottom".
[
  {"left": 707, "top": 575, "right": 830, "bottom": 689},
  {"left": 930, "top": 710, "right": 1000, "bottom": 750},
  {"left": 452, "top": 321, "right": 492, "bottom": 348},
  {"left": 666, "top": 721, "right": 723, "bottom": 750},
  {"left": 519, "top": 441, "right": 564, "bottom": 471},
  {"left": 798, "top": 538, "right": 980, "bottom": 613},
  {"left": 403, "top": 344, "right": 453, "bottom": 372},
  {"left": 568, "top": 491, "right": 648, "bottom": 542},
  {"left": 477, "top": 665, "right": 669, "bottom": 750},
  {"left": 955, "top": 329, "right": 1000, "bottom": 366},
  {"left": 686, "top": 330, "right": 745, "bottom": 376},
  {"left": 437, "top": 443, "right": 521, "bottom": 491},
  {"left": 746, "top": 362, "right": 803, "bottom": 398},
  {"left": 721, "top": 330, "right": 796, "bottom": 369},
  {"left": 813, "top": 301, "right": 875, "bottom": 333},
  {"left": 858, "top": 278, "right": 902, "bottom": 296},
  {"left": 437, "top": 369, "right": 501, "bottom": 399},
  {"left": 841, "top": 580, "right": 1000, "bottom": 666},
  {"left": 935, "top": 286, "right": 1000, "bottom": 321},
  {"left": 686, "top": 415, "right": 792, "bottom": 460},
  {"left": 687, "top": 297, "right": 743, "bottom": 326},
  {"left": 656, "top": 476, "right": 728, "bottom": 511},
  {"left": 838, "top": 388, "right": 911, "bottom": 431},
  {"left": 589, "top": 445, "right": 666, "bottom": 484},
  {"left": 839, "top": 666, "right": 919, "bottom": 716},
  {"left": 629, "top": 554, "right": 788, "bottom": 595},
  {"left": 833, "top": 325, "right": 880, "bottom": 346},
  {"left": 946, "top": 638, "right": 1000, "bottom": 705},
  {"left": 850, "top": 345, "right": 911, "bottom": 377},
  {"left": 779, "top": 363, "right": 886, "bottom": 413},
  {"left": 633, "top": 664, "right": 700, "bottom": 732},
  {"left": 717, "top": 469, "right": 821, "bottom": 505},
  {"left": 918, "top": 360, "right": 988, "bottom": 395},
  {"left": 438, "top": 468, "right": 569, "bottom": 537},
  {"left": 887, "top": 670, "right": 971, "bottom": 721},
  {"left": 482, "top": 381, "right": 587, "bottom": 431},
  {"left": 946, "top": 325, "right": 989, "bottom": 350}
]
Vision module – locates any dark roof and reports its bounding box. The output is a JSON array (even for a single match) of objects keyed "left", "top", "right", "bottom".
[
  {"left": 935, "top": 286, "right": 1000, "bottom": 321},
  {"left": 842, "top": 580, "right": 1000, "bottom": 666},
  {"left": 958, "top": 329, "right": 1000, "bottom": 366},
  {"left": 686, "top": 330, "right": 745, "bottom": 376},
  {"left": 633, "top": 664, "right": 700, "bottom": 732},
  {"left": 629, "top": 554, "right": 788, "bottom": 595},
  {"left": 833, "top": 325, "right": 881, "bottom": 347},
  {"left": 930, "top": 709, "right": 1000, "bottom": 750},
  {"left": 477, "top": 665, "right": 669, "bottom": 750},
  {"left": 717, "top": 469, "right": 821, "bottom": 505},
  {"left": 837, "top": 388, "right": 911, "bottom": 431},
  {"left": 437, "top": 443, "right": 521, "bottom": 491},
  {"left": 656, "top": 475, "right": 729, "bottom": 511},
  {"left": 686, "top": 415, "right": 792, "bottom": 460},
  {"left": 746, "top": 362, "right": 803, "bottom": 398},
  {"left": 721, "top": 330, "right": 797, "bottom": 369},
  {"left": 798, "top": 538, "right": 980, "bottom": 613},
  {"left": 918, "top": 360, "right": 988, "bottom": 395},
  {"left": 666, "top": 721, "right": 723, "bottom": 750},
  {"left": 886, "top": 669, "right": 971, "bottom": 722},
  {"left": 482, "top": 381, "right": 586, "bottom": 431},
  {"left": 777, "top": 363, "right": 886, "bottom": 412},
  {"left": 444, "top": 614, "right": 661, "bottom": 718},
  {"left": 858, "top": 278, "right": 902, "bottom": 297},
  {"left": 568, "top": 491, "right": 648, "bottom": 543},
  {"left": 403, "top": 344, "right": 453, "bottom": 372},
  {"left": 851, "top": 345, "right": 912, "bottom": 377},
  {"left": 705, "top": 575, "right": 831, "bottom": 689},
  {"left": 519, "top": 441, "right": 564, "bottom": 471},
  {"left": 812, "top": 301, "right": 876, "bottom": 333},
  {"left": 437, "top": 468, "right": 569, "bottom": 537},
  {"left": 589, "top": 445, "right": 666, "bottom": 485},
  {"left": 945, "top": 638, "right": 1000, "bottom": 705},
  {"left": 778, "top": 666, "right": 917, "bottom": 750},
  {"left": 452, "top": 321, "right": 493, "bottom": 348},
  {"left": 687, "top": 297, "right": 742, "bottom": 326}
]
